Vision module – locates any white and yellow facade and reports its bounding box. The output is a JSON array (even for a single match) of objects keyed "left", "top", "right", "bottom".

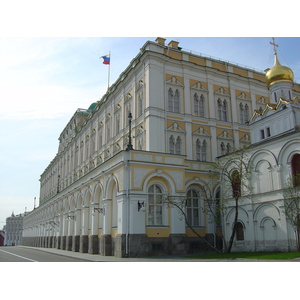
[{"left": 22, "top": 38, "right": 300, "bottom": 257}]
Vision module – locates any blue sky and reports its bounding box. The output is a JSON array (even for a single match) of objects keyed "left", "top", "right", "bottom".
[
  {"left": 1, "top": 1, "right": 300, "bottom": 227},
  {"left": 1, "top": 36, "right": 300, "bottom": 226}
]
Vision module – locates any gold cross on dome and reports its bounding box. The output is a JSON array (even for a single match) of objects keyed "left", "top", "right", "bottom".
[{"left": 270, "top": 37, "right": 279, "bottom": 54}]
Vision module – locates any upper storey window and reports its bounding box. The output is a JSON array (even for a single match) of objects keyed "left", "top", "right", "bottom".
[
  {"left": 217, "top": 99, "right": 228, "bottom": 122},
  {"left": 169, "top": 135, "right": 181, "bottom": 155},
  {"left": 239, "top": 103, "right": 249, "bottom": 124},
  {"left": 194, "top": 93, "right": 205, "bottom": 117},
  {"left": 168, "top": 88, "right": 180, "bottom": 113}
]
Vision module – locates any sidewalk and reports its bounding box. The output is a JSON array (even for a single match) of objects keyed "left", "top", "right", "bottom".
[
  {"left": 20, "top": 246, "right": 300, "bottom": 262},
  {"left": 20, "top": 246, "right": 199, "bottom": 262}
]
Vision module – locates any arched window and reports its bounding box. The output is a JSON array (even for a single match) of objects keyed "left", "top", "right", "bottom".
[
  {"left": 148, "top": 184, "right": 163, "bottom": 225},
  {"left": 168, "top": 88, "right": 174, "bottom": 112},
  {"left": 222, "top": 100, "right": 228, "bottom": 121},
  {"left": 245, "top": 104, "right": 249, "bottom": 123},
  {"left": 202, "top": 140, "right": 207, "bottom": 161},
  {"left": 194, "top": 93, "right": 205, "bottom": 117},
  {"left": 115, "top": 114, "right": 120, "bottom": 135},
  {"left": 174, "top": 90, "right": 180, "bottom": 113},
  {"left": 240, "top": 103, "right": 244, "bottom": 124},
  {"left": 218, "top": 99, "right": 228, "bottom": 121},
  {"left": 220, "top": 142, "right": 225, "bottom": 155},
  {"left": 235, "top": 222, "right": 244, "bottom": 240},
  {"left": 186, "top": 189, "right": 201, "bottom": 226},
  {"left": 217, "top": 99, "right": 222, "bottom": 120},
  {"left": 168, "top": 88, "right": 180, "bottom": 113},
  {"left": 291, "top": 154, "right": 300, "bottom": 186},
  {"left": 196, "top": 139, "right": 201, "bottom": 161},
  {"left": 175, "top": 136, "right": 181, "bottom": 155},
  {"left": 137, "top": 93, "right": 143, "bottom": 117},
  {"left": 169, "top": 135, "right": 175, "bottom": 154},
  {"left": 226, "top": 143, "right": 232, "bottom": 154},
  {"left": 196, "top": 139, "right": 207, "bottom": 161},
  {"left": 240, "top": 103, "right": 249, "bottom": 124}
]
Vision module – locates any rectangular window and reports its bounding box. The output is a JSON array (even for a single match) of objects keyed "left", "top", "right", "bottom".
[
  {"left": 266, "top": 127, "right": 271, "bottom": 137},
  {"left": 260, "top": 129, "right": 265, "bottom": 140},
  {"left": 152, "top": 243, "right": 163, "bottom": 251}
]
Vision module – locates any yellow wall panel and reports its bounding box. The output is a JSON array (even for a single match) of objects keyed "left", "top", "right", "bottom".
[
  {"left": 146, "top": 227, "right": 170, "bottom": 237},
  {"left": 186, "top": 228, "right": 206, "bottom": 237},
  {"left": 188, "top": 56, "right": 206, "bottom": 66},
  {"left": 253, "top": 73, "right": 266, "bottom": 82},
  {"left": 233, "top": 67, "right": 248, "bottom": 77},
  {"left": 164, "top": 50, "right": 183, "bottom": 61},
  {"left": 212, "top": 61, "right": 227, "bottom": 72}
]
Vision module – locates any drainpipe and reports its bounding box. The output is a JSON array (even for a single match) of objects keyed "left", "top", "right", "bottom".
[{"left": 125, "top": 155, "right": 130, "bottom": 257}]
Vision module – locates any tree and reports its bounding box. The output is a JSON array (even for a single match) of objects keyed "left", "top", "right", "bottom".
[
  {"left": 282, "top": 174, "right": 300, "bottom": 251},
  {"left": 163, "top": 195, "right": 221, "bottom": 253},
  {"left": 213, "top": 146, "right": 253, "bottom": 253}
]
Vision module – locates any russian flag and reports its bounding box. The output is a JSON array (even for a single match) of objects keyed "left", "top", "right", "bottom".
[{"left": 100, "top": 54, "right": 110, "bottom": 65}]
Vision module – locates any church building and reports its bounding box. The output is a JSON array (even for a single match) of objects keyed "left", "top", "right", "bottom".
[
  {"left": 22, "top": 38, "right": 300, "bottom": 257},
  {"left": 223, "top": 40, "right": 300, "bottom": 252}
]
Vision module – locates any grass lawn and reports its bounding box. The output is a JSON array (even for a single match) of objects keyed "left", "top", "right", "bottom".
[{"left": 185, "top": 252, "right": 300, "bottom": 260}]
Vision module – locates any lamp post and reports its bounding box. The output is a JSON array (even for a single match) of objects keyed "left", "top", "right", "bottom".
[{"left": 126, "top": 112, "right": 134, "bottom": 151}]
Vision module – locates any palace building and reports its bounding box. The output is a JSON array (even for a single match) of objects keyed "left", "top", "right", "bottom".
[
  {"left": 22, "top": 38, "right": 300, "bottom": 257},
  {"left": 5, "top": 212, "right": 24, "bottom": 246}
]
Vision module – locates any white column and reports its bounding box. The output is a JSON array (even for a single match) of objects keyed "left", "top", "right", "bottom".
[
  {"left": 74, "top": 208, "right": 81, "bottom": 236},
  {"left": 103, "top": 199, "right": 112, "bottom": 235},
  {"left": 91, "top": 203, "right": 99, "bottom": 236}
]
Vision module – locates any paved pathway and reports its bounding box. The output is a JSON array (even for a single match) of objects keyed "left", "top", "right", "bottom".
[{"left": 18, "top": 246, "right": 300, "bottom": 262}]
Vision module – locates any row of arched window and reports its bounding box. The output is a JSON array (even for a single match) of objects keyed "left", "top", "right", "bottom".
[
  {"left": 169, "top": 135, "right": 234, "bottom": 160},
  {"left": 168, "top": 88, "right": 250, "bottom": 124}
]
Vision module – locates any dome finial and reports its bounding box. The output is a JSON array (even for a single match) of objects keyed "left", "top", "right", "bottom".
[{"left": 270, "top": 37, "right": 279, "bottom": 55}]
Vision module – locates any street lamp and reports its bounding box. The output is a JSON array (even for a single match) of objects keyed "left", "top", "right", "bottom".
[{"left": 126, "top": 112, "right": 134, "bottom": 151}]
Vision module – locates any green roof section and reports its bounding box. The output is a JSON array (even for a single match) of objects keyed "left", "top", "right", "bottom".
[{"left": 88, "top": 102, "right": 98, "bottom": 111}]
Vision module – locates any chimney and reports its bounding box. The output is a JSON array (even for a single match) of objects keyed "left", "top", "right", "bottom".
[
  {"left": 155, "top": 37, "right": 166, "bottom": 46},
  {"left": 168, "top": 40, "right": 179, "bottom": 50}
]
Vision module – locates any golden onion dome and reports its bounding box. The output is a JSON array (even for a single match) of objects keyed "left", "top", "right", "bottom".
[{"left": 265, "top": 53, "right": 294, "bottom": 87}]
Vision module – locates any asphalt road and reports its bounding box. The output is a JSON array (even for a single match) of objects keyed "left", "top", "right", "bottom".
[{"left": 0, "top": 246, "right": 89, "bottom": 262}]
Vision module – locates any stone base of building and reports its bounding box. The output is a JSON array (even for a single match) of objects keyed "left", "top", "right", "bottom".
[
  {"left": 100, "top": 234, "right": 112, "bottom": 256},
  {"left": 66, "top": 236, "right": 73, "bottom": 251},
  {"left": 61, "top": 236, "right": 67, "bottom": 250},
  {"left": 107, "top": 233, "right": 219, "bottom": 258},
  {"left": 88, "top": 235, "right": 99, "bottom": 254},
  {"left": 48, "top": 236, "right": 54, "bottom": 248},
  {"left": 80, "top": 235, "right": 88, "bottom": 253},
  {"left": 72, "top": 235, "right": 80, "bottom": 252}
]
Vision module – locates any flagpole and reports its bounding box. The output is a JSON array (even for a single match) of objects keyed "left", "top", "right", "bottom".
[{"left": 108, "top": 51, "right": 111, "bottom": 90}]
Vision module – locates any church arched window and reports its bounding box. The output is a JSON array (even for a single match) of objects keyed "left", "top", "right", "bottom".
[
  {"left": 291, "top": 154, "right": 300, "bottom": 186},
  {"left": 235, "top": 222, "right": 244, "bottom": 240}
]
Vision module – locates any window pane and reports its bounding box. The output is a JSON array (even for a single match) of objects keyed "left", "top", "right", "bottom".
[
  {"left": 193, "top": 208, "right": 199, "bottom": 226},
  {"left": 155, "top": 206, "right": 162, "bottom": 225},
  {"left": 187, "top": 208, "right": 192, "bottom": 224}
]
